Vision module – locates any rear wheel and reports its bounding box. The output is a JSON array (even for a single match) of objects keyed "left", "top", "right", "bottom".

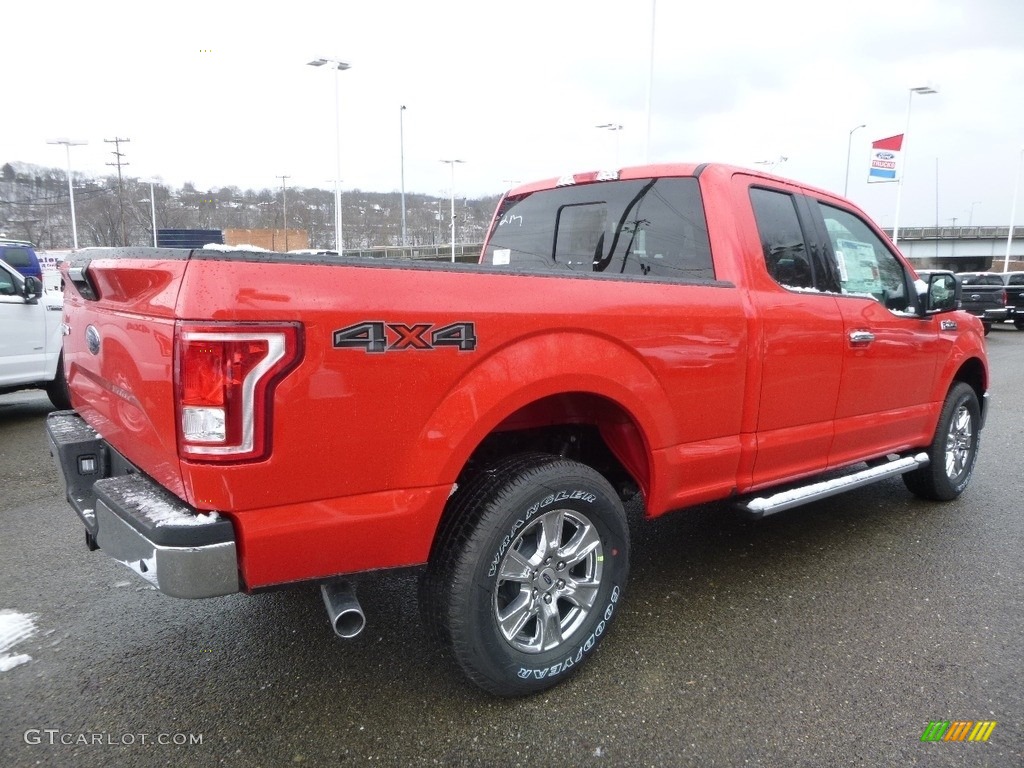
[
  {"left": 1014, "top": 318, "right": 1024, "bottom": 330},
  {"left": 902, "top": 382, "right": 980, "bottom": 501},
  {"left": 420, "top": 453, "right": 630, "bottom": 696},
  {"left": 982, "top": 322, "right": 992, "bottom": 336},
  {"left": 45, "top": 353, "right": 72, "bottom": 410}
]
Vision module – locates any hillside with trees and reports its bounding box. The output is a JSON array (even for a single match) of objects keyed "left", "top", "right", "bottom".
[{"left": 0, "top": 161, "right": 500, "bottom": 250}]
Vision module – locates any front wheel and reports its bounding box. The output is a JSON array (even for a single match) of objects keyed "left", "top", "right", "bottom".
[
  {"left": 903, "top": 382, "right": 981, "bottom": 501},
  {"left": 1014, "top": 318, "right": 1024, "bottom": 331},
  {"left": 420, "top": 454, "right": 630, "bottom": 696}
]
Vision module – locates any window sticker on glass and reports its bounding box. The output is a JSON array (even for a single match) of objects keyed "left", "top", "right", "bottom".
[
  {"left": 493, "top": 248, "right": 511, "bottom": 266},
  {"left": 836, "top": 238, "right": 880, "bottom": 294}
]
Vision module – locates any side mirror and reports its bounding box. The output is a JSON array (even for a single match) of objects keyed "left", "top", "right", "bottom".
[
  {"left": 923, "top": 271, "right": 959, "bottom": 314},
  {"left": 22, "top": 275, "right": 43, "bottom": 304}
]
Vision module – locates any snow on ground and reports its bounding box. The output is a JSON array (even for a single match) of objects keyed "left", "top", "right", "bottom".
[{"left": 0, "top": 610, "right": 38, "bottom": 672}]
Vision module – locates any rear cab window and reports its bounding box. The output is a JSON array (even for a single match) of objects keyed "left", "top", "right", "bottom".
[{"left": 483, "top": 177, "right": 715, "bottom": 281}]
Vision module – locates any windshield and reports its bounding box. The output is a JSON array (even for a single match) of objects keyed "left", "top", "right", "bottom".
[{"left": 483, "top": 177, "right": 714, "bottom": 281}]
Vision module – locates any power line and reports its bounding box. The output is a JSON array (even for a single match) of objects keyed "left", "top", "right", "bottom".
[{"left": 105, "top": 137, "right": 131, "bottom": 245}]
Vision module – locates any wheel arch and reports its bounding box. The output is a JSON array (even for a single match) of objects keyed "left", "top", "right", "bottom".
[{"left": 398, "top": 331, "right": 673, "bottom": 507}]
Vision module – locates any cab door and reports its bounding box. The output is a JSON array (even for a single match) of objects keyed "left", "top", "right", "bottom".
[
  {"left": 745, "top": 186, "right": 845, "bottom": 489},
  {"left": 807, "top": 200, "right": 942, "bottom": 467}
]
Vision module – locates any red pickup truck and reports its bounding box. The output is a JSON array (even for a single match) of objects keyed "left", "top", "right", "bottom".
[{"left": 47, "top": 163, "right": 989, "bottom": 696}]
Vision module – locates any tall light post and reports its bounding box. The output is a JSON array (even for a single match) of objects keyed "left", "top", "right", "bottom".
[
  {"left": 1004, "top": 148, "right": 1024, "bottom": 273},
  {"left": 893, "top": 85, "right": 938, "bottom": 246},
  {"left": 596, "top": 123, "right": 624, "bottom": 166},
  {"left": 400, "top": 105, "right": 407, "bottom": 248},
  {"left": 46, "top": 138, "right": 87, "bottom": 249},
  {"left": 968, "top": 200, "right": 981, "bottom": 226},
  {"left": 844, "top": 123, "right": 866, "bottom": 197},
  {"left": 645, "top": 0, "right": 656, "bottom": 161},
  {"left": 276, "top": 175, "right": 290, "bottom": 251},
  {"left": 140, "top": 179, "right": 159, "bottom": 246},
  {"left": 307, "top": 56, "right": 351, "bottom": 255},
  {"left": 440, "top": 159, "right": 465, "bottom": 263}
]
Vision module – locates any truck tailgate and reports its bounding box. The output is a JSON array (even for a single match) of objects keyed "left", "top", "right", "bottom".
[{"left": 62, "top": 250, "right": 190, "bottom": 498}]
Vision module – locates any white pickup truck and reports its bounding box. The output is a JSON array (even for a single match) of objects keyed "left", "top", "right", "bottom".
[{"left": 0, "top": 258, "right": 70, "bottom": 408}]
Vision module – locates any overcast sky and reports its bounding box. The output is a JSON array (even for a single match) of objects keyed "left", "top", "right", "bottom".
[{"left": 6, "top": 0, "right": 1023, "bottom": 228}]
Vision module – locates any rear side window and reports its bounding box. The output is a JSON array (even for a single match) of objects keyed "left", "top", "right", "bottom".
[
  {"left": 749, "top": 188, "right": 814, "bottom": 289},
  {"left": 484, "top": 178, "right": 714, "bottom": 280},
  {"left": 1009, "top": 274, "right": 1024, "bottom": 286},
  {"left": 2, "top": 247, "right": 34, "bottom": 269},
  {"left": 961, "top": 273, "right": 1002, "bottom": 286}
]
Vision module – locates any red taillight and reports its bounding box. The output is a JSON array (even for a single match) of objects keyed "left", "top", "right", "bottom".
[{"left": 175, "top": 322, "right": 302, "bottom": 462}]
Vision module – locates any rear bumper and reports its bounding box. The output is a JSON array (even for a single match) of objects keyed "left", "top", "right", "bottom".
[{"left": 45, "top": 411, "right": 240, "bottom": 598}]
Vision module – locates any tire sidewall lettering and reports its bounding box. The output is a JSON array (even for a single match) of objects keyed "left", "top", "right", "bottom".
[
  {"left": 487, "top": 489, "right": 598, "bottom": 577},
  {"left": 515, "top": 585, "right": 620, "bottom": 682}
]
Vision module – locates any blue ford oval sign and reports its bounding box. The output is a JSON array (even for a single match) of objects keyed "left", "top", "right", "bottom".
[{"left": 86, "top": 325, "right": 101, "bottom": 355}]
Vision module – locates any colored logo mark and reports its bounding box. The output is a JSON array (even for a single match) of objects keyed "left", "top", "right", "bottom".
[{"left": 920, "top": 721, "right": 997, "bottom": 742}]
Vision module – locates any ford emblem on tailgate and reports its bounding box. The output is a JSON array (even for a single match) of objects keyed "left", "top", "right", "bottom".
[{"left": 86, "top": 325, "right": 101, "bottom": 355}]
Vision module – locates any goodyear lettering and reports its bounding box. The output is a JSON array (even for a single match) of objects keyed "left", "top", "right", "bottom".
[{"left": 516, "top": 585, "right": 619, "bottom": 681}]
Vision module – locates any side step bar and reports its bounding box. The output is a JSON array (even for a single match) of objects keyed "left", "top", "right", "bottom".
[{"left": 738, "top": 453, "right": 929, "bottom": 519}]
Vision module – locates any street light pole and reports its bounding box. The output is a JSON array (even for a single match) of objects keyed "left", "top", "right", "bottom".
[
  {"left": 645, "top": 0, "right": 656, "bottom": 162},
  {"left": 46, "top": 138, "right": 87, "bottom": 249},
  {"left": 148, "top": 181, "right": 157, "bottom": 246},
  {"left": 440, "top": 159, "right": 465, "bottom": 263},
  {"left": 844, "top": 123, "right": 866, "bottom": 197},
  {"left": 893, "top": 85, "right": 938, "bottom": 246},
  {"left": 276, "top": 175, "right": 290, "bottom": 251},
  {"left": 307, "top": 56, "right": 351, "bottom": 255},
  {"left": 1004, "top": 148, "right": 1024, "bottom": 273},
  {"left": 400, "top": 105, "right": 407, "bottom": 248}
]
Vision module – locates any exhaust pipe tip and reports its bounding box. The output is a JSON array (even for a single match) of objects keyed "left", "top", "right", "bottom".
[{"left": 320, "top": 581, "right": 366, "bottom": 639}]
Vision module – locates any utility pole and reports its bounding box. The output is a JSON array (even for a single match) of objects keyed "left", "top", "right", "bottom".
[
  {"left": 276, "top": 175, "right": 290, "bottom": 251},
  {"left": 105, "top": 137, "right": 130, "bottom": 246}
]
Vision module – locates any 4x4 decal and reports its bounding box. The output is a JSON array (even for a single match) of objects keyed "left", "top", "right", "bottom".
[{"left": 333, "top": 321, "right": 477, "bottom": 353}]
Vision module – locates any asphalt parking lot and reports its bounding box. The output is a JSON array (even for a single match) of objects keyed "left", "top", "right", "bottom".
[{"left": 1, "top": 327, "right": 1021, "bottom": 767}]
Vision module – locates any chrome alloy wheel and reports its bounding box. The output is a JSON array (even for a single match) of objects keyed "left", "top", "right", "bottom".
[
  {"left": 492, "top": 508, "right": 604, "bottom": 654},
  {"left": 944, "top": 404, "right": 974, "bottom": 480}
]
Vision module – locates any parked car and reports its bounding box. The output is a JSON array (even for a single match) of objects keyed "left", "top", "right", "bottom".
[{"left": 0, "top": 238, "right": 43, "bottom": 282}]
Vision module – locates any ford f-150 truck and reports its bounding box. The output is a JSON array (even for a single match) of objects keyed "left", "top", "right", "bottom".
[
  {"left": 46, "top": 163, "right": 989, "bottom": 696},
  {"left": 956, "top": 272, "right": 1008, "bottom": 335}
]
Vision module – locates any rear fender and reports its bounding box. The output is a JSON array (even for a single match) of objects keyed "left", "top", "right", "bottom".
[{"left": 397, "top": 331, "right": 672, "bottom": 495}]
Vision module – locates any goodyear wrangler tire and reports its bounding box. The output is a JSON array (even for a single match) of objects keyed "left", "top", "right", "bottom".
[
  {"left": 421, "top": 454, "right": 629, "bottom": 696},
  {"left": 902, "top": 382, "right": 980, "bottom": 501}
]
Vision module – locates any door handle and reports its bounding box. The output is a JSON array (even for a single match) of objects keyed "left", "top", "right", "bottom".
[{"left": 849, "top": 330, "right": 875, "bottom": 345}]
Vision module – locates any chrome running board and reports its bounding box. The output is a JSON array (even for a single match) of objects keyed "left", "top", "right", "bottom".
[{"left": 738, "top": 453, "right": 930, "bottom": 519}]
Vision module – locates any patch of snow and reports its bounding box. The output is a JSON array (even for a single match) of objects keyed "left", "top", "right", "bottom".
[
  {"left": 0, "top": 654, "right": 31, "bottom": 672},
  {"left": 202, "top": 243, "right": 271, "bottom": 252},
  {"left": 0, "top": 610, "right": 38, "bottom": 672},
  {"left": 120, "top": 488, "right": 220, "bottom": 526}
]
